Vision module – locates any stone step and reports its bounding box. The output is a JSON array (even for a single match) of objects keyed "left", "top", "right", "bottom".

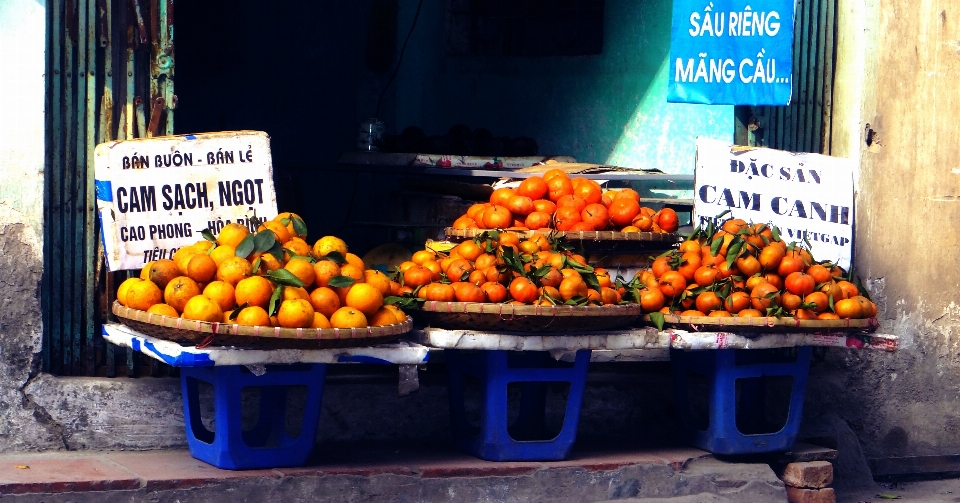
[{"left": 0, "top": 442, "right": 788, "bottom": 503}]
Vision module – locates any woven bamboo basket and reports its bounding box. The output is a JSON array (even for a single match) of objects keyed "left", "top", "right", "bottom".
[
  {"left": 444, "top": 227, "right": 680, "bottom": 243},
  {"left": 414, "top": 301, "right": 641, "bottom": 332},
  {"left": 112, "top": 301, "right": 411, "bottom": 349},
  {"left": 641, "top": 313, "right": 879, "bottom": 333}
]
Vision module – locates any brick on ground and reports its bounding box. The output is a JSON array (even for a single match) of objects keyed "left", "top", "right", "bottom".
[
  {"left": 785, "top": 486, "right": 836, "bottom": 503},
  {"left": 780, "top": 461, "right": 834, "bottom": 489}
]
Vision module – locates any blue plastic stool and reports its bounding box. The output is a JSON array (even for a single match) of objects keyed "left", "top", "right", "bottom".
[
  {"left": 445, "top": 349, "right": 591, "bottom": 461},
  {"left": 180, "top": 364, "right": 327, "bottom": 470},
  {"left": 670, "top": 346, "right": 812, "bottom": 455}
]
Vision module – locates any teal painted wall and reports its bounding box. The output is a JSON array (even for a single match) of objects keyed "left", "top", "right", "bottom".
[{"left": 383, "top": 0, "right": 734, "bottom": 175}]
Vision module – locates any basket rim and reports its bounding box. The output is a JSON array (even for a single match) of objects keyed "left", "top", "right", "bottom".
[
  {"left": 642, "top": 313, "right": 878, "bottom": 331},
  {"left": 112, "top": 301, "right": 413, "bottom": 341},
  {"left": 444, "top": 227, "right": 679, "bottom": 242},
  {"left": 418, "top": 301, "right": 642, "bottom": 317}
]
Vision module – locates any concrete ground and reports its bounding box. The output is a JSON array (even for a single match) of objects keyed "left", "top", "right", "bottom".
[
  {"left": 836, "top": 478, "right": 960, "bottom": 503},
  {"left": 0, "top": 441, "right": 789, "bottom": 502}
]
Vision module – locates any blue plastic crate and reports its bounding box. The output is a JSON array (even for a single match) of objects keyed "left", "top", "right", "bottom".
[
  {"left": 180, "top": 364, "right": 327, "bottom": 470},
  {"left": 670, "top": 346, "right": 812, "bottom": 455},
  {"left": 445, "top": 349, "right": 591, "bottom": 461}
]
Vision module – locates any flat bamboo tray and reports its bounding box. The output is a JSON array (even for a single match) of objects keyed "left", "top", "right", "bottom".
[
  {"left": 414, "top": 301, "right": 641, "bottom": 332},
  {"left": 445, "top": 227, "right": 680, "bottom": 243},
  {"left": 112, "top": 301, "right": 411, "bottom": 349},
  {"left": 641, "top": 313, "right": 879, "bottom": 333}
]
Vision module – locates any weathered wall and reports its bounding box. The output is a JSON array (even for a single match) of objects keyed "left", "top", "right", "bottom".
[
  {"left": 804, "top": 0, "right": 960, "bottom": 459},
  {"left": 0, "top": 0, "right": 62, "bottom": 451},
  {"left": 0, "top": 0, "right": 45, "bottom": 229}
]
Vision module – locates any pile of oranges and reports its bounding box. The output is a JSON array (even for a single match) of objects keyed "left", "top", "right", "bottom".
[
  {"left": 628, "top": 217, "right": 877, "bottom": 320},
  {"left": 116, "top": 213, "right": 408, "bottom": 330},
  {"left": 450, "top": 168, "right": 680, "bottom": 234},
  {"left": 394, "top": 231, "right": 635, "bottom": 307}
]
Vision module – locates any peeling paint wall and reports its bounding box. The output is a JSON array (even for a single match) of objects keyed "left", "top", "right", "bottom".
[{"left": 804, "top": 0, "right": 960, "bottom": 459}]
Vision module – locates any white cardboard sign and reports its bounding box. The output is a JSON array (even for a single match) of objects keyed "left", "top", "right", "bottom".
[
  {"left": 693, "top": 138, "right": 855, "bottom": 270},
  {"left": 95, "top": 131, "right": 279, "bottom": 271}
]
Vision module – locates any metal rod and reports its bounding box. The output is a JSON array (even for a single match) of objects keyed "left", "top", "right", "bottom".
[
  {"left": 85, "top": 0, "right": 98, "bottom": 375},
  {"left": 61, "top": 0, "right": 77, "bottom": 375}
]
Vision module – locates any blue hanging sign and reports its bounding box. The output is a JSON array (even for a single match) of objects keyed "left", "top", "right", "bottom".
[{"left": 667, "top": 0, "right": 796, "bottom": 105}]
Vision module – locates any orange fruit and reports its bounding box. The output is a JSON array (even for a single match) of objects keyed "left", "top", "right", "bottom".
[
  {"left": 656, "top": 208, "right": 680, "bottom": 233},
  {"left": 368, "top": 307, "right": 399, "bottom": 327},
  {"left": 383, "top": 304, "right": 407, "bottom": 323},
  {"left": 283, "top": 286, "right": 311, "bottom": 302},
  {"left": 202, "top": 281, "right": 237, "bottom": 312},
  {"left": 277, "top": 299, "right": 315, "bottom": 328},
  {"left": 345, "top": 282, "right": 384, "bottom": 316},
  {"left": 117, "top": 277, "right": 141, "bottom": 306},
  {"left": 181, "top": 295, "right": 223, "bottom": 322},
  {"left": 363, "top": 269, "right": 393, "bottom": 295},
  {"left": 164, "top": 276, "right": 201, "bottom": 313},
  {"left": 554, "top": 206, "right": 582, "bottom": 231},
  {"left": 330, "top": 306, "right": 368, "bottom": 329},
  {"left": 125, "top": 278, "right": 164, "bottom": 311},
  {"left": 313, "top": 260, "right": 341, "bottom": 287},
  {"left": 574, "top": 180, "right": 603, "bottom": 204},
  {"left": 658, "top": 271, "right": 687, "bottom": 297},
  {"left": 312, "top": 235, "right": 348, "bottom": 259},
  {"left": 309, "top": 286, "right": 341, "bottom": 318},
  {"left": 506, "top": 195, "right": 535, "bottom": 216},
  {"left": 609, "top": 199, "right": 641, "bottom": 227},
  {"left": 532, "top": 199, "right": 557, "bottom": 214},
  {"left": 452, "top": 216, "right": 478, "bottom": 229},
  {"left": 581, "top": 204, "right": 609, "bottom": 230},
  {"left": 639, "top": 287, "right": 666, "bottom": 312},
  {"left": 183, "top": 253, "right": 217, "bottom": 283},
  {"left": 311, "top": 312, "right": 332, "bottom": 329},
  {"left": 147, "top": 303, "right": 179, "bottom": 317},
  {"left": 345, "top": 252, "right": 365, "bottom": 270},
  {"left": 143, "top": 259, "right": 180, "bottom": 289},
  {"left": 217, "top": 223, "right": 250, "bottom": 248},
  {"left": 403, "top": 265, "right": 433, "bottom": 287},
  {"left": 489, "top": 187, "right": 517, "bottom": 207},
  {"left": 542, "top": 168, "right": 568, "bottom": 181},
  {"left": 217, "top": 256, "right": 254, "bottom": 286},
  {"left": 834, "top": 298, "right": 864, "bottom": 319},
  {"left": 284, "top": 258, "right": 317, "bottom": 288},
  {"left": 837, "top": 280, "right": 860, "bottom": 299},
  {"left": 481, "top": 282, "right": 508, "bottom": 303},
  {"left": 482, "top": 205, "right": 513, "bottom": 229},
  {"left": 233, "top": 306, "right": 271, "bottom": 326},
  {"left": 283, "top": 237, "right": 312, "bottom": 258},
  {"left": 454, "top": 240, "right": 484, "bottom": 262},
  {"left": 258, "top": 220, "right": 292, "bottom": 245},
  {"left": 273, "top": 212, "right": 306, "bottom": 239},
  {"left": 546, "top": 175, "right": 573, "bottom": 202},
  {"left": 412, "top": 249, "right": 437, "bottom": 265},
  {"left": 235, "top": 275, "right": 274, "bottom": 309},
  {"left": 750, "top": 281, "right": 780, "bottom": 311},
  {"left": 806, "top": 264, "right": 833, "bottom": 284},
  {"left": 254, "top": 251, "right": 282, "bottom": 273},
  {"left": 517, "top": 176, "right": 549, "bottom": 200},
  {"left": 508, "top": 277, "right": 539, "bottom": 304},
  {"left": 340, "top": 263, "right": 365, "bottom": 282},
  {"left": 614, "top": 188, "right": 641, "bottom": 202},
  {"left": 558, "top": 276, "right": 589, "bottom": 301},
  {"left": 210, "top": 245, "right": 237, "bottom": 267},
  {"left": 557, "top": 194, "right": 587, "bottom": 212}
]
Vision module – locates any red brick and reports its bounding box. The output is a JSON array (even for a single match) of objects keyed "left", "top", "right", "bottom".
[
  {"left": 786, "top": 486, "right": 836, "bottom": 503},
  {"left": 781, "top": 461, "right": 833, "bottom": 488}
]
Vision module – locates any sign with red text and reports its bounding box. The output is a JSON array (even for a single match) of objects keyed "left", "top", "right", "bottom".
[
  {"left": 693, "top": 138, "right": 854, "bottom": 269},
  {"left": 95, "top": 131, "right": 278, "bottom": 271}
]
